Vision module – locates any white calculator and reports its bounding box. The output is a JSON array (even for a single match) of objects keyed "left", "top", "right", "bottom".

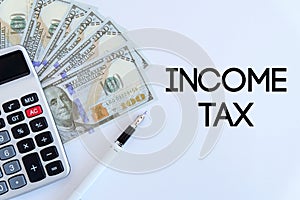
[{"left": 0, "top": 46, "right": 70, "bottom": 199}]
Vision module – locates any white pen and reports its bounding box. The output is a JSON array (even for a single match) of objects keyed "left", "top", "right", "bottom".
[{"left": 67, "top": 112, "right": 147, "bottom": 200}]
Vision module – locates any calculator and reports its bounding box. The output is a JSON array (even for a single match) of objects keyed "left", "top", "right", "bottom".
[{"left": 0, "top": 46, "right": 70, "bottom": 199}]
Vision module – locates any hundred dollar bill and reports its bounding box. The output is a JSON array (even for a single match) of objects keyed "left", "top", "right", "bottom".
[
  {"left": 42, "top": 45, "right": 153, "bottom": 143},
  {"left": 21, "top": 0, "right": 72, "bottom": 65},
  {"left": 37, "top": 10, "right": 105, "bottom": 77},
  {"left": 0, "top": 0, "right": 34, "bottom": 48},
  {"left": 40, "top": 19, "right": 130, "bottom": 82},
  {"left": 36, "top": 2, "right": 90, "bottom": 69}
]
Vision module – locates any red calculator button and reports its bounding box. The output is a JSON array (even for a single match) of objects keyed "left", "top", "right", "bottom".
[{"left": 25, "top": 106, "right": 43, "bottom": 118}]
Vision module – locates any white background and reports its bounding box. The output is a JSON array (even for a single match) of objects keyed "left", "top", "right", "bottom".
[{"left": 13, "top": 0, "right": 300, "bottom": 199}]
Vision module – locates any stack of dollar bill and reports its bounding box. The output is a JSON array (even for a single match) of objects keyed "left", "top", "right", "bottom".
[{"left": 0, "top": 0, "right": 153, "bottom": 143}]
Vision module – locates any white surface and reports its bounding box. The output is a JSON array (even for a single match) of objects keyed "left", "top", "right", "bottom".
[{"left": 13, "top": 0, "right": 300, "bottom": 199}]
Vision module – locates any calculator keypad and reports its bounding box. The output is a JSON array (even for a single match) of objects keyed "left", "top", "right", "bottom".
[{"left": 0, "top": 92, "right": 68, "bottom": 197}]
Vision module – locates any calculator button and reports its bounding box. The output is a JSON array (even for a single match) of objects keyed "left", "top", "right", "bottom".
[
  {"left": 46, "top": 161, "right": 64, "bottom": 176},
  {"left": 29, "top": 117, "right": 48, "bottom": 132},
  {"left": 21, "top": 93, "right": 39, "bottom": 106},
  {"left": 0, "top": 169, "right": 2, "bottom": 178},
  {"left": 35, "top": 131, "right": 53, "bottom": 147},
  {"left": 0, "top": 131, "right": 10, "bottom": 145},
  {"left": 11, "top": 124, "right": 30, "bottom": 139},
  {"left": 7, "top": 111, "right": 25, "bottom": 125},
  {"left": 0, "top": 181, "right": 8, "bottom": 195},
  {"left": 0, "top": 145, "right": 16, "bottom": 160},
  {"left": 17, "top": 138, "right": 35, "bottom": 154},
  {"left": 25, "top": 105, "right": 43, "bottom": 118},
  {"left": 0, "top": 119, "right": 5, "bottom": 129},
  {"left": 2, "top": 100, "right": 20, "bottom": 113},
  {"left": 22, "top": 153, "right": 46, "bottom": 183},
  {"left": 3, "top": 160, "right": 21, "bottom": 175},
  {"left": 41, "top": 146, "right": 59, "bottom": 161},
  {"left": 9, "top": 175, "right": 26, "bottom": 190}
]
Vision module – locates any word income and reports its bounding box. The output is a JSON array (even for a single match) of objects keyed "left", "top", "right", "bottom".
[{"left": 166, "top": 67, "right": 287, "bottom": 93}]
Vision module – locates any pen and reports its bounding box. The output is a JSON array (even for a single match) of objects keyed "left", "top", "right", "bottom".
[{"left": 67, "top": 112, "right": 147, "bottom": 200}]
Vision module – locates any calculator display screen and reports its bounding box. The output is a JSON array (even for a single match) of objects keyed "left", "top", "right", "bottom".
[{"left": 0, "top": 50, "right": 30, "bottom": 85}]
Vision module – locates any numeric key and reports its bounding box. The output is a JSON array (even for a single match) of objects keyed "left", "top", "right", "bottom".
[
  {"left": 0, "top": 146, "right": 16, "bottom": 160},
  {"left": 0, "top": 131, "right": 10, "bottom": 145},
  {"left": 3, "top": 160, "right": 21, "bottom": 175},
  {"left": 0, "top": 181, "right": 8, "bottom": 195},
  {"left": 9, "top": 175, "right": 26, "bottom": 190}
]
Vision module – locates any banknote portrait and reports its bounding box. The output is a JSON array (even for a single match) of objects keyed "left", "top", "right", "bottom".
[{"left": 44, "top": 85, "right": 81, "bottom": 143}]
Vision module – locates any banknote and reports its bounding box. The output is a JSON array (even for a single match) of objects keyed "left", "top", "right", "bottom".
[
  {"left": 0, "top": 0, "right": 34, "bottom": 48},
  {"left": 42, "top": 45, "right": 153, "bottom": 143},
  {"left": 21, "top": 0, "right": 72, "bottom": 65},
  {"left": 39, "top": 19, "right": 130, "bottom": 82},
  {"left": 36, "top": 2, "right": 90, "bottom": 70},
  {"left": 37, "top": 10, "right": 105, "bottom": 77}
]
